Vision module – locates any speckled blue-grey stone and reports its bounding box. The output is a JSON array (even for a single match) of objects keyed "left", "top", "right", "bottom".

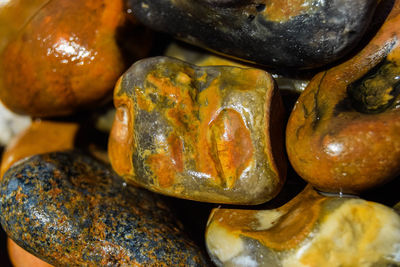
[{"left": 0, "top": 151, "right": 208, "bottom": 266}]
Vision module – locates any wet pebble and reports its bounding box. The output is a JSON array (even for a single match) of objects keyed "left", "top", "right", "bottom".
[
  {"left": 0, "top": 151, "right": 208, "bottom": 266},
  {"left": 129, "top": 0, "right": 378, "bottom": 69},
  {"left": 109, "top": 56, "right": 286, "bottom": 204}
]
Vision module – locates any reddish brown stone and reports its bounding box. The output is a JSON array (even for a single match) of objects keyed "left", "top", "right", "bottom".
[
  {"left": 0, "top": 0, "right": 48, "bottom": 52},
  {"left": 286, "top": 1, "right": 400, "bottom": 194},
  {"left": 8, "top": 239, "right": 52, "bottom": 267},
  {"left": 0, "top": 0, "right": 151, "bottom": 117}
]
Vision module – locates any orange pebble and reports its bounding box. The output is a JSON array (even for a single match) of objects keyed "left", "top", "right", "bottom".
[{"left": 8, "top": 239, "right": 52, "bottom": 267}]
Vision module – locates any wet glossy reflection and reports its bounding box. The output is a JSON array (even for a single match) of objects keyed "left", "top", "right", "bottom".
[
  {"left": 206, "top": 186, "right": 400, "bottom": 266},
  {"left": 109, "top": 57, "right": 286, "bottom": 204},
  {"left": 286, "top": 1, "right": 400, "bottom": 194}
]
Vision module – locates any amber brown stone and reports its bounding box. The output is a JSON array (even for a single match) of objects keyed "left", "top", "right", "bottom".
[
  {"left": 8, "top": 239, "right": 52, "bottom": 267},
  {"left": 0, "top": 0, "right": 49, "bottom": 53},
  {"left": 0, "top": 0, "right": 150, "bottom": 117},
  {"left": 205, "top": 186, "right": 400, "bottom": 266},
  {"left": 109, "top": 56, "right": 286, "bottom": 204},
  {"left": 286, "top": 1, "right": 400, "bottom": 194}
]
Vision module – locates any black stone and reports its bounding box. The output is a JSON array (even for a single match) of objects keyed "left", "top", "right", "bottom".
[
  {"left": 128, "top": 0, "right": 378, "bottom": 69},
  {"left": 0, "top": 151, "right": 208, "bottom": 266}
]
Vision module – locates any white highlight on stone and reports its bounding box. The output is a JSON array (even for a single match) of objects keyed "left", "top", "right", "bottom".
[
  {"left": 325, "top": 141, "right": 344, "bottom": 157},
  {"left": 0, "top": 0, "right": 11, "bottom": 8},
  {"left": 49, "top": 36, "right": 95, "bottom": 64}
]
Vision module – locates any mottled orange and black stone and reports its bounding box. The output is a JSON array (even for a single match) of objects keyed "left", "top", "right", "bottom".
[
  {"left": 286, "top": 0, "right": 400, "bottom": 194},
  {"left": 109, "top": 57, "right": 286, "bottom": 204},
  {"left": 0, "top": 0, "right": 150, "bottom": 117},
  {"left": 0, "top": 151, "right": 208, "bottom": 266}
]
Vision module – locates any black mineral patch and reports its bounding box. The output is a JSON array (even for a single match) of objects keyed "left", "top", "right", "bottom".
[
  {"left": 128, "top": 0, "right": 378, "bottom": 69},
  {"left": 347, "top": 59, "right": 400, "bottom": 114}
]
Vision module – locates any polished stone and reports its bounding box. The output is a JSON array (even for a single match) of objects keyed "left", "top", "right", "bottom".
[
  {"left": 286, "top": 0, "right": 400, "bottom": 194},
  {"left": 129, "top": 0, "right": 378, "bottom": 69},
  {"left": 0, "top": 0, "right": 49, "bottom": 53},
  {"left": 109, "top": 56, "right": 286, "bottom": 204},
  {"left": 0, "top": 0, "right": 150, "bottom": 117},
  {"left": 206, "top": 186, "right": 400, "bottom": 266}
]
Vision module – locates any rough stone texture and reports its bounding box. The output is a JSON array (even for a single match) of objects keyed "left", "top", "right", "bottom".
[
  {"left": 109, "top": 56, "right": 286, "bottom": 204},
  {"left": 129, "top": 0, "right": 378, "bottom": 69},
  {"left": 206, "top": 186, "right": 400, "bottom": 267},
  {"left": 286, "top": 0, "right": 400, "bottom": 194},
  {"left": 0, "top": 119, "right": 79, "bottom": 267},
  {"left": 0, "top": 151, "right": 208, "bottom": 266}
]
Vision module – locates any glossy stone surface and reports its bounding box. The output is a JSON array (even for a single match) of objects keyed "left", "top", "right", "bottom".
[
  {"left": 0, "top": 151, "right": 207, "bottom": 266},
  {"left": 286, "top": 1, "right": 400, "bottom": 194},
  {"left": 0, "top": 0, "right": 150, "bottom": 117},
  {"left": 206, "top": 186, "right": 400, "bottom": 267},
  {"left": 129, "top": 0, "right": 378, "bottom": 69},
  {"left": 0, "top": 0, "right": 49, "bottom": 53},
  {"left": 0, "top": 119, "right": 80, "bottom": 266},
  {"left": 109, "top": 56, "right": 286, "bottom": 204}
]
